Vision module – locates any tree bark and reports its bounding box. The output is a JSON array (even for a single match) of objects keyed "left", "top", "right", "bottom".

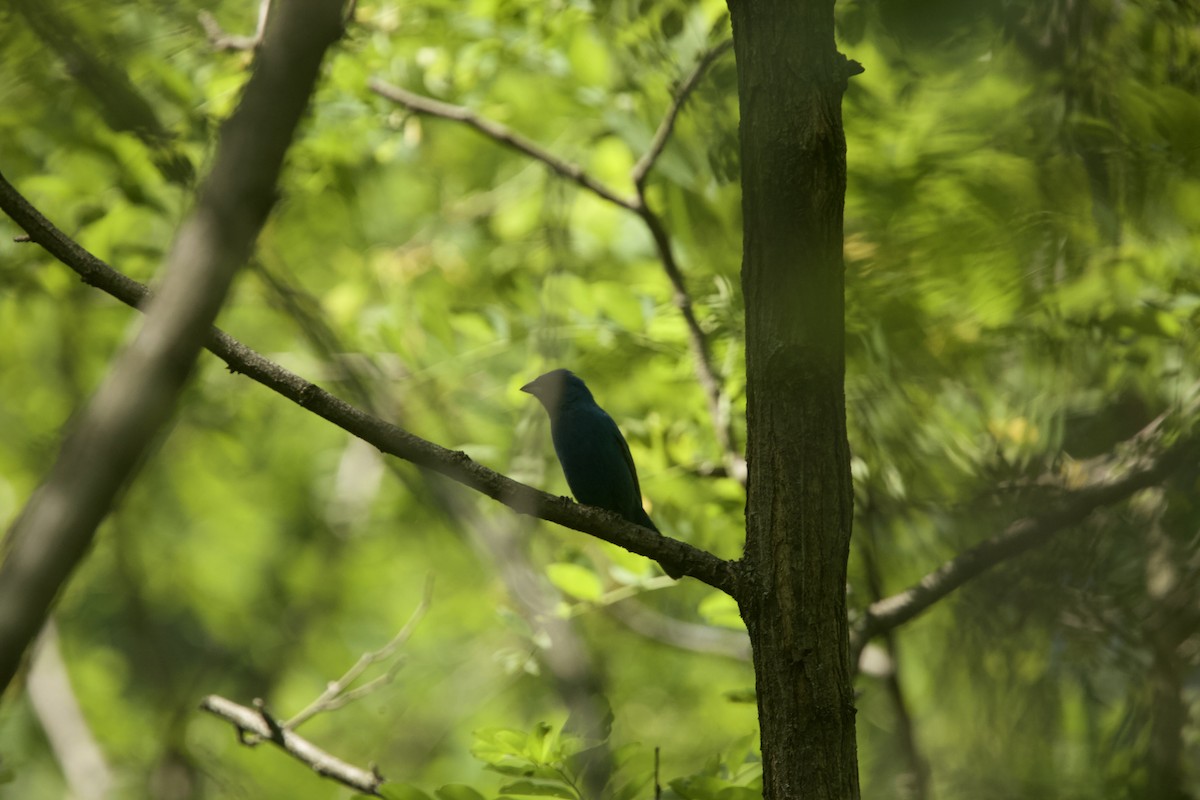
[{"left": 727, "top": 1, "right": 860, "bottom": 798}]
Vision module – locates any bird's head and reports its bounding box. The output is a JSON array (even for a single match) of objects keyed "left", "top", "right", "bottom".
[{"left": 521, "top": 369, "right": 593, "bottom": 412}]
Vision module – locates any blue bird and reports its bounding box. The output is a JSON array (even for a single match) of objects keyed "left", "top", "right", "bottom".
[{"left": 522, "top": 369, "right": 680, "bottom": 579}]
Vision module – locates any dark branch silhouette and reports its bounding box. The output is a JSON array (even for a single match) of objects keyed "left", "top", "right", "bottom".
[
  {"left": 0, "top": 0, "right": 347, "bottom": 696},
  {"left": 0, "top": 176, "right": 739, "bottom": 597},
  {"left": 852, "top": 417, "right": 1200, "bottom": 658}
]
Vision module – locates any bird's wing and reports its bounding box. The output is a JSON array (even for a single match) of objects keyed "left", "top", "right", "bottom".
[{"left": 612, "top": 425, "right": 643, "bottom": 500}]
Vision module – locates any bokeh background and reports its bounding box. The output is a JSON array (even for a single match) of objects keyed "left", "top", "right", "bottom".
[{"left": 1, "top": 0, "right": 1198, "bottom": 798}]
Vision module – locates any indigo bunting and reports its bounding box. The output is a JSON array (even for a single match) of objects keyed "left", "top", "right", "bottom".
[{"left": 522, "top": 369, "right": 680, "bottom": 578}]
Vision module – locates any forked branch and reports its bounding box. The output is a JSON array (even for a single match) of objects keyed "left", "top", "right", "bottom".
[{"left": 200, "top": 695, "right": 386, "bottom": 796}]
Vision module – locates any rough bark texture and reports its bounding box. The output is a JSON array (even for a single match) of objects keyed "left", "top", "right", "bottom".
[{"left": 727, "top": 1, "right": 860, "bottom": 798}]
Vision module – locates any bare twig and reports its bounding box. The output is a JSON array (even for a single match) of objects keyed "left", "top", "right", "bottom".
[
  {"left": 630, "top": 40, "right": 733, "bottom": 189},
  {"left": 200, "top": 694, "right": 386, "bottom": 796},
  {"left": 368, "top": 80, "right": 639, "bottom": 212},
  {"left": 654, "top": 746, "right": 662, "bottom": 800},
  {"left": 199, "top": 0, "right": 272, "bottom": 52},
  {"left": 284, "top": 575, "right": 433, "bottom": 730},
  {"left": 627, "top": 40, "right": 741, "bottom": 481},
  {"left": 0, "top": 0, "right": 347, "bottom": 696},
  {"left": 0, "top": 176, "right": 739, "bottom": 595},
  {"left": 637, "top": 208, "right": 743, "bottom": 484}
]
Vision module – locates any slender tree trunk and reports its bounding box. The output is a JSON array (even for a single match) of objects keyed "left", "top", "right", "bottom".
[{"left": 727, "top": 1, "right": 860, "bottom": 798}]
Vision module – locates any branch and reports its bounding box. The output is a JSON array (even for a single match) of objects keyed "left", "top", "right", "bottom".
[
  {"left": 199, "top": 0, "right": 272, "bottom": 52},
  {"left": 605, "top": 600, "right": 750, "bottom": 661},
  {"left": 0, "top": 0, "right": 347, "bottom": 696},
  {"left": 199, "top": 695, "right": 385, "bottom": 796},
  {"left": 0, "top": 177, "right": 739, "bottom": 597},
  {"left": 27, "top": 621, "right": 114, "bottom": 800},
  {"left": 630, "top": 39, "right": 733, "bottom": 189},
  {"left": 856, "top": 527, "right": 930, "bottom": 799},
  {"left": 284, "top": 575, "right": 433, "bottom": 730},
  {"left": 368, "top": 80, "right": 639, "bottom": 213},
  {"left": 370, "top": 49, "right": 746, "bottom": 485},
  {"left": 636, "top": 208, "right": 744, "bottom": 484},
  {"left": 852, "top": 425, "right": 1200, "bottom": 654},
  {"left": 626, "top": 40, "right": 741, "bottom": 481},
  {"left": 252, "top": 260, "right": 618, "bottom": 791}
]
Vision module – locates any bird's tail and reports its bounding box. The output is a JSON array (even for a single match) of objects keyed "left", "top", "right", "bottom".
[{"left": 635, "top": 508, "right": 682, "bottom": 579}]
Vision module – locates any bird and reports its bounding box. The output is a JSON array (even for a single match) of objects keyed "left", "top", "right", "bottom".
[{"left": 521, "top": 369, "right": 681, "bottom": 579}]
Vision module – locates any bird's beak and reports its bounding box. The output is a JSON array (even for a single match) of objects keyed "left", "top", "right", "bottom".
[{"left": 520, "top": 380, "right": 536, "bottom": 395}]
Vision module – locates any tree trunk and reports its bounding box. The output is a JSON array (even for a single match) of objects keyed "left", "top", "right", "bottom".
[{"left": 728, "top": 1, "right": 860, "bottom": 798}]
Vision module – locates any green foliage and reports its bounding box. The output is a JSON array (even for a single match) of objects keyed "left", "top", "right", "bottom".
[{"left": 2, "top": 0, "right": 1199, "bottom": 798}]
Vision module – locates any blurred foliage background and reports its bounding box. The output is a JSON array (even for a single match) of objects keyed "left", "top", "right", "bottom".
[{"left": 1, "top": 0, "right": 1198, "bottom": 798}]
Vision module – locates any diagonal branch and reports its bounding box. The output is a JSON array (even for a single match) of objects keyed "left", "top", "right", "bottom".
[
  {"left": 200, "top": 695, "right": 385, "bottom": 796},
  {"left": 627, "top": 41, "right": 742, "bottom": 481},
  {"left": 635, "top": 208, "right": 742, "bottom": 483},
  {"left": 368, "top": 80, "right": 639, "bottom": 212},
  {"left": 605, "top": 599, "right": 750, "bottom": 661},
  {"left": 630, "top": 39, "right": 733, "bottom": 189},
  {"left": 0, "top": 175, "right": 740, "bottom": 597},
  {"left": 852, "top": 425, "right": 1200, "bottom": 657},
  {"left": 370, "top": 44, "right": 746, "bottom": 486},
  {"left": 27, "top": 621, "right": 114, "bottom": 800},
  {"left": 0, "top": 0, "right": 346, "bottom": 697}
]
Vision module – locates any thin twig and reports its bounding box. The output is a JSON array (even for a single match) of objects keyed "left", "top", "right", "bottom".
[
  {"left": 199, "top": 0, "right": 272, "bottom": 52},
  {"left": 637, "top": 207, "right": 743, "bottom": 483},
  {"left": 654, "top": 746, "right": 662, "bottom": 800},
  {"left": 368, "top": 80, "right": 639, "bottom": 212},
  {"left": 628, "top": 40, "right": 741, "bottom": 481},
  {"left": 200, "top": 695, "right": 386, "bottom": 796},
  {"left": 857, "top": 523, "right": 929, "bottom": 800},
  {"left": 284, "top": 575, "right": 434, "bottom": 730},
  {"left": 630, "top": 39, "right": 733, "bottom": 189}
]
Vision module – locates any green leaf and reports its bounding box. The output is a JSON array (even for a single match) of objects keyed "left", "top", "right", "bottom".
[
  {"left": 716, "top": 788, "right": 763, "bottom": 800},
  {"left": 499, "top": 780, "right": 577, "bottom": 799},
  {"left": 473, "top": 727, "right": 529, "bottom": 756},
  {"left": 435, "top": 784, "right": 488, "bottom": 800},
  {"left": 526, "top": 720, "right": 557, "bottom": 762},
  {"left": 697, "top": 591, "right": 744, "bottom": 629},
  {"left": 545, "top": 563, "right": 604, "bottom": 602},
  {"left": 378, "top": 784, "right": 435, "bottom": 800}
]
